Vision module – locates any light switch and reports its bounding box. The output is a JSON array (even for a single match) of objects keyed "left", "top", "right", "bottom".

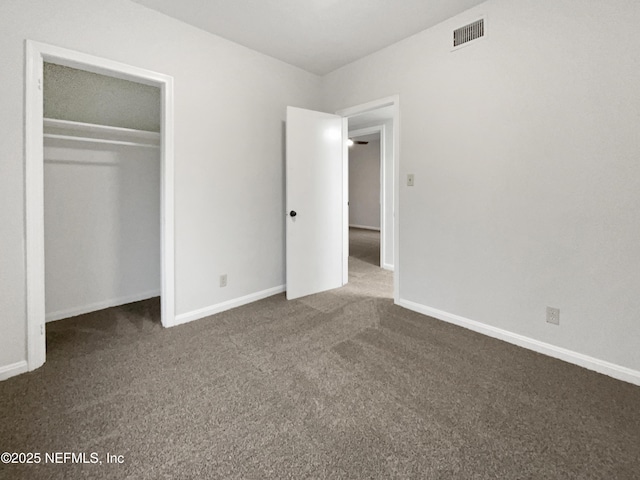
[{"left": 407, "top": 174, "right": 415, "bottom": 186}]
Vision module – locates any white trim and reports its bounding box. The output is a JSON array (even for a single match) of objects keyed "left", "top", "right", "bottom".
[
  {"left": 0, "top": 361, "right": 29, "bottom": 382},
  {"left": 392, "top": 100, "right": 400, "bottom": 303},
  {"left": 398, "top": 298, "right": 640, "bottom": 387},
  {"left": 45, "top": 290, "right": 161, "bottom": 323},
  {"left": 25, "top": 40, "right": 176, "bottom": 375},
  {"left": 348, "top": 126, "right": 383, "bottom": 137},
  {"left": 341, "top": 117, "right": 349, "bottom": 285},
  {"left": 382, "top": 263, "right": 394, "bottom": 271},
  {"left": 338, "top": 95, "right": 400, "bottom": 303},
  {"left": 337, "top": 96, "right": 397, "bottom": 118},
  {"left": 25, "top": 40, "right": 46, "bottom": 372},
  {"left": 174, "top": 285, "right": 286, "bottom": 326},
  {"left": 160, "top": 70, "right": 176, "bottom": 328},
  {"left": 349, "top": 224, "right": 380, "bottom": 231}
]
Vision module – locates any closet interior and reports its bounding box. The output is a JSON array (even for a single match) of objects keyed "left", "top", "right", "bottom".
[{"left": 43, "top": 63, "right": 162, "bottom": 324}]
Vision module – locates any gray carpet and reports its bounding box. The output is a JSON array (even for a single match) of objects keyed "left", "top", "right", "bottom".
[
  {"left": 1, "top": 229, "right": 639, "bottom": 479},
  {"left": 349, "top": 227, "right": 381, "bottom": 267}
]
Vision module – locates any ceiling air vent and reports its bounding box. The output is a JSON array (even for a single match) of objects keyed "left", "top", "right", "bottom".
[{"left": 453, "top": 18, "right": 484, "bottom": 48}]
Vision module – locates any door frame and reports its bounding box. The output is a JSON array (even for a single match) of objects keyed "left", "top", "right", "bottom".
[
  {"left": 337, "top": 95, "right": 400, "bottom": 303},
  {"left": 348, "top": 125, "right": 386, "bottom": 270},
  {"left": 25, "top": 40, "right": 176, "bottom": 372}
]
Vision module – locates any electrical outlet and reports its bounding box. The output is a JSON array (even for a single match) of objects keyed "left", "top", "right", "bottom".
[
  {"left": 546, "top": 306, "right": 560, "bottom": 325},
  {"left": 407, "top": 174, "right": 415, "bottom": 186},
  {"left": 220, "top": 274, "right": 227, "bottom": 287}
]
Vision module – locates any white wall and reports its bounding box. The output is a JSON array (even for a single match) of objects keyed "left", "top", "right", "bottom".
[
  {"left": 323, "top": 0, "right": 640, "bottom": 375},
  {"left": 349, "top": 139, "right": 380, "bottom": 230},
  {"left": 44, "top": 142, "right": 160, "bottom": 321},
  {"left": 0, "top": 0, "right": 321, "bottom": 371}
]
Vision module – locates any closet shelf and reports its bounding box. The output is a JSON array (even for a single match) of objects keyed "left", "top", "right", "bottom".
[
  {"left": 44, "top": 118, "right": 160, "bottom": 148},
  {"left": 44, "top": 133, "right": 160, "bottom": 149}
]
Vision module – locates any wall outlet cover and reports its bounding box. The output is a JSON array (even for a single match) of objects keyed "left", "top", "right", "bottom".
[
  {"left": 407, "top": 174, "right": 415, "bottom": 186},
  {"left": 546, "top": 306, "right": 560, "bottom": 325}
]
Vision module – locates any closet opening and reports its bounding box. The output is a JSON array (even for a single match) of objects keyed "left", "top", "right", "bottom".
[
  {"left": 43, "top": 62, "right": 162, "bottom": 345},
  {"left": 25, "top": 41, "right": 175, "bottom": 372}
]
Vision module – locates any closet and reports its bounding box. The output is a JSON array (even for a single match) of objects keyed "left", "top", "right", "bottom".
[{"left": 43, "top": 63, "right": 161, "bottom": 322}]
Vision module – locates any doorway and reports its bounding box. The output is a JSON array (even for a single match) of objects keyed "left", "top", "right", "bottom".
[
  {"left": 25, "top": 40, "right": 175, "bottom": 372},
  {"left": 338, "top": 96, "right": 399, "bottom": 303},
  {"left": 348, "top": 128, "right": 383, "bottom": 270}
]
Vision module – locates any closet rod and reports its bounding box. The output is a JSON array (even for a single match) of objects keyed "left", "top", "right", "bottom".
[{"left": 44, "top": 133, "right": 160, "bottom": 149}]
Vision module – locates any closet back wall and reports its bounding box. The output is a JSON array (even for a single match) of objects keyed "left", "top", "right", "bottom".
[{"left": 44, "top": 64, "right": 161, "bottom": 321}]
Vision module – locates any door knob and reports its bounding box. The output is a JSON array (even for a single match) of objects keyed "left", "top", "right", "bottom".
[{"left": 290, "top": 210, "right": 297, "bottom": 217}]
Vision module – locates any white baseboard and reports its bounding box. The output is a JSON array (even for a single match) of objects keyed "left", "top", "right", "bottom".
[
  {"left": 173, "top": 285, "right": 286, "bottom": 327},
  {"left": 382, "top": 263, "right": 394, "bottom": 271},
  {"left": 397, "top": 298, "right": 640, "bottom": 387},
  {"left": 349, "top": 224, "right": 381, "bottom": 231},
  {"left": 46, "top": 290, "right": 161, "bottom": 322},
  {"left": 0, "top": 360, "right": 28, "bottom": 381}
]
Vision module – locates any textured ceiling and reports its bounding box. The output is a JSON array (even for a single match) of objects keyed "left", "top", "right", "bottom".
[{"left": 131, "top": 0, "right": 487, "bottom": 75}]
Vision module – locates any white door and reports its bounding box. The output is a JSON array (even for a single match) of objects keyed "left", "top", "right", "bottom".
[{"left": 286, "top": 106, "right": 344, "bottom": 300}]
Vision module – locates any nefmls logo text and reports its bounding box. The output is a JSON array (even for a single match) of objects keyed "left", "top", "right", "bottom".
[{"left": 46, "top": 452, "right": 100, "bottom": 464}]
